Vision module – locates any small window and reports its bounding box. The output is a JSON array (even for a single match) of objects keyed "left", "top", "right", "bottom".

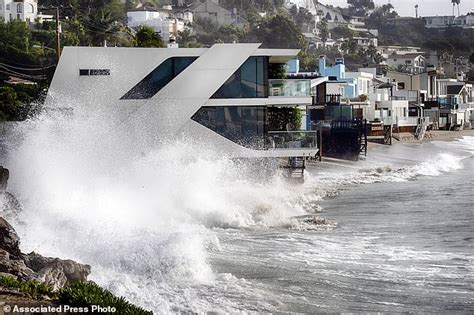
[
  {"left": 398, "top": 82, "right": 405, "bottom": 90},
  {"left": 90, "top": 69, "right": 110, "bottom": 75},
  {"left": 17, "top": 3, "right": 22, "bottom": 13},
  {"left": 79, "top": 69, "right": 110, "bottom": 76},
  {"left": 6, "top": 3, "right": 10, "bottom": 10},
  {"left": 0, "top": 4, "right": 3, "bottom": 10},
  {"left": 28, "top": 4, "right": 34, "bottom": 13}
]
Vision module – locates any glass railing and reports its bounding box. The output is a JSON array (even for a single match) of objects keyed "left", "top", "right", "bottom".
[
  {"left": 268, "top": 79, "right": 311, "bottom": 97},
  {"left": 267, "top": 131, "right": 318, "bottom": 149}
]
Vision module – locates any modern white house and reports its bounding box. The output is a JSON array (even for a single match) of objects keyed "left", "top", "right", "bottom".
[
  {"left": 0, "top": 0, "right": 37, "bottom": 23},
  {"left": 45, "top": 44, "right": 320, "bottom": 159}
]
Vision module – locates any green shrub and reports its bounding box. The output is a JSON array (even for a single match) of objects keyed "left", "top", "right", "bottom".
[
  {"left": 59, "top": 281, "right": 152, "bottom": 315},
  {"left": 0, "top": 275, "right": 56, "bottom": 299}
]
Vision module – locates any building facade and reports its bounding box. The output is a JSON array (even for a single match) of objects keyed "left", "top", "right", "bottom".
[
  {"left": 188, "top": 0, "right": 245, "bottom": 26},
  {"left": 386, "top": 53, "right": 427, "bottom": 74},
  {"left": 46, "top": 44, "right": 321, "bottom": 158},
  {"left": 0, "top": 0, "right": 37, "bottom": 23},
  {"left": 127, "top": 7, "right": 189, "bottom": 42}
]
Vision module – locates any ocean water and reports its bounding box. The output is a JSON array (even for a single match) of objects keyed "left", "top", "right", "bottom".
[{"left": 1, "top": 114, "right": 473, "bottom": 313}]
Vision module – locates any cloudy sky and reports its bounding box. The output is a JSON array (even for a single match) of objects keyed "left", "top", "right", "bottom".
[{"left": 322, "top": 0, "right": 473, "bottom": 17}]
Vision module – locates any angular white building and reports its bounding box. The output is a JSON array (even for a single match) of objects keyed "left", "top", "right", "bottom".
[
  {"left": 0, "top": 0, "right": 37, "bottom": 23},
  {"left": 46, "top": 44, "right": 319, "bottom": 158}
]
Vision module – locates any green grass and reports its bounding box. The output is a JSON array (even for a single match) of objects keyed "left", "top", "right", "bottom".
[{"left": 0, "top": 276, "right": 152, "bottom": 314}]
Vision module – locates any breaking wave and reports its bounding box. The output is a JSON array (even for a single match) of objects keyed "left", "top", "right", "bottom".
[{"left": 1, "top": 109, "right": 472, "bottom": 312}]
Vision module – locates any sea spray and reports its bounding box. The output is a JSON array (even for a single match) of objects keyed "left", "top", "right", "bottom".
[
  {"left": 3, "top": 109, "right": 473, "bottom": 311},
  {"left": 2, "top": 113, "right": 318, "bottom": 311}
]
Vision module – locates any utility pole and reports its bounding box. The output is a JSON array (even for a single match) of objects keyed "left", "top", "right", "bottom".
[
  {"left": 415, "top": 5, "right": 418, "bottom": 18},
  {"left": 55, "top": 6, "right": 61, "bottom": 63}
]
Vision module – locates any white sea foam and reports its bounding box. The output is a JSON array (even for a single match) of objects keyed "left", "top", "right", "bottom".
[{"left": 2, "top": 109, "right": 473, "bottom": 312}]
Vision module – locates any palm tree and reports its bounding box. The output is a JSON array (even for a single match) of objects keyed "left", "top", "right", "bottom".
[{"left": 451, "top": 0, "right": 460, "bottom": 16}]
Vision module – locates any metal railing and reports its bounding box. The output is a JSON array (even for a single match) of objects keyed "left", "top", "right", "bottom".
[
  {"left": 268, "top": 79, "right": 311, "bottom": 97},
  {"left": 267, "top": 130, "right": 318, "bottom": 149}
]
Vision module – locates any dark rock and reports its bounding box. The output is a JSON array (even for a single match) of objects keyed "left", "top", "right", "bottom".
[
  {"left": 0, "top": 249, "right": 35, "bottom": 281},
  {"left": 0, "top": 167, "right": 8, "bottom": 191},
  {"left": 0, "top": 217, "right": 21, "bottom": 258},
  {"left": 0, "top": 215, "right": 91, "bottom": 291}
]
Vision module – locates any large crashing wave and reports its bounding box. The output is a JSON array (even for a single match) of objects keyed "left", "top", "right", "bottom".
[{"left": 2, "top": 110, "right": 473, "bottom": 312}]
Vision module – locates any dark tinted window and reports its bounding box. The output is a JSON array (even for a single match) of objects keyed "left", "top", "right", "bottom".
[
  {"left": 90, "top": 69, "right": 110, "bottom": 75},
  {"left": 121, "top": 57, "right": 197, "bottom": 99},
  {"left": 192, "top": 106, "right": 267, "bottom": 149},
  {"left": 212, "top": 57, "right": 268, "bottom": 99},
  {"left": 79, "top": 69, "right": 110, "bottom": 76}
]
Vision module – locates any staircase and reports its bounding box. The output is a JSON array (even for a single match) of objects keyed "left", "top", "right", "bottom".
[
  {"left": 415, "top": 118, "right": 429, "bottom": 140},
  {"left": 384, "top": 124, "right": 393, "bottom": 145},
  {"left": 285, "top": 157, "right": 305, "bottom": 181}
]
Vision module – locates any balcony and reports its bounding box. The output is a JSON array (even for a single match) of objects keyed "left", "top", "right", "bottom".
[
  {"left": 267, "top": 131, "right": 318, "bottom": 149},
  {"left": 268, "top": 79, "right": 311, "bottom": 97}
]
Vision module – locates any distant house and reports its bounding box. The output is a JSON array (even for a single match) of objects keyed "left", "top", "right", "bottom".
[
  {"left": 386, "top": 17, "right": 423, "bottom": 26},
  {"left": 188, "top": 0, "right": 246, "bottom": 26},
  {"left": 0, "top": 0, "right": 37, "bottom": 23},
  {"left": 352, "top": 36, "right": 377, "bottom": 48},
  {"left": 377, "top": 45, "right": 424, "bottom": 59},
  {"left": 386, "top": 53, "right": 426, "bottom": 74},
  {"left": 315, "top": 2, "right": 348, "bottom": 26},
  {"left": 422, "top": 13, "right": 474, "bottom": 29},
  {"left": 127, "top": 6, "right": 188, "bottom": 42}
]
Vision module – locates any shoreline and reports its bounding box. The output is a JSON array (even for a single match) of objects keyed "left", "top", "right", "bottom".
[{"left": 367, "top": 129, "right": 474, "bottom": 150}]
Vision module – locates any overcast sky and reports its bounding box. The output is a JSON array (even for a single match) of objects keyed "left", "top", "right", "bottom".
[{"left": 322, "top": 0, "right": 474, "bottom": 17}]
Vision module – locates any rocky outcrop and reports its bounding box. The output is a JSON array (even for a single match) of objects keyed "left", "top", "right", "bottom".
[
  {"left": 22, "top": 252, "right": 91, "bottom": 291},
  {"left": 0, "top": 167, "right": 90, "bottom": 291},
  {"left": 0, "top": 216, "right": 91, "bottom": 291}
]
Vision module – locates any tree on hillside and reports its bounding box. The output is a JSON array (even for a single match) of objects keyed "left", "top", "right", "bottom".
[
  {"left": 367, "top": 4, "right": 398, "bottom": 28},
  {"left": 0, "top": 87, "right": 21, "bottom": 121},
  {"left": 245, "top": 14, "right": 306, "bottom": 49},
  {"left": 134, "top": 25, "right": 164, "bottom": 47},
  {"left": 289, "top": 5, "right": 314, "bottom": 32},
  {"left": 347, "top": 0, "right": 375, "bottom": 16},
  {"left": 177, "top": 29, "right": 200, "bottom": 47},
  {"left": 331, "top": 26, "right": 354, "bottom": 40},
  {"left": 0, "top": 20, "right": 31, "bottom": 52}
]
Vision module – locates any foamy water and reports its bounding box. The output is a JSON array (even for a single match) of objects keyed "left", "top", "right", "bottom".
[{"left": 1, "top": 112, "right": 473, "bottom": 312}]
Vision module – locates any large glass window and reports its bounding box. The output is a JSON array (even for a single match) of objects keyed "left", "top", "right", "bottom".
[
  {"left": 121, "top": 57, "right": 197, "bottom": 99},
  {"left": 192, "top": 106, "right": 267, "bottom": 149},
  {"left": 212, "top": 57, "right": 268, "bottom": 99}
]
